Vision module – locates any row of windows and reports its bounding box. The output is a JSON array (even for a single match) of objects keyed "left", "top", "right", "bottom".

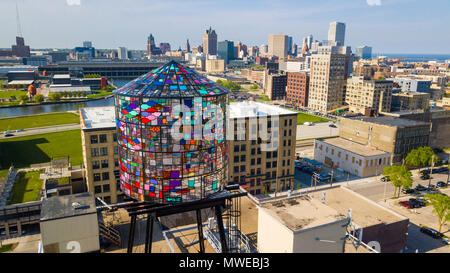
[
  {"left": 92, "top": 158, "right": 119, "bottom": 170},
  {"left": 91, "top": 146, "right": 119, "bottom": 157},
  {"left": 90, "top": 133, "right": 117, "bottom": 144},
  {"left": 94, "top": 184, "right": 111, "bottom": 194},
  {"left": 93, "top": 172, "right": 110, "bottom": 182}
]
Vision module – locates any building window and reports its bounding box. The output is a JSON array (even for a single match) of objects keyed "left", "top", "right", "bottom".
[
  {"left": 102, "top": 172, "right": 110, "bottom": 181},
  {"left": 113, "top": 133, "right": 117, "bottom": 142},
  {"left": 101, "top": 160, "right": 109, "bottom": 169},
  {"left": 240, "top": 155, "right": 246, "bottom": 162},
  {"left": 100, "top": 134, "right": 107, "bottom": 143},
  {"left": 93, "top": 173, "right": 101, "bottom": 182},
  {"left": 91, "top": 148, "right": 99, "bottom": 157},
  {"left": 104, "top": 196, "right": 111, "bottom": 204},
  {"left": 92, "top": 161, "right": 100, "bottom": 170},
  {"left": 234, "top": 156, "right": 239, "bottom": 163},
  {"left": 94, "top": 186, "right": 102, "bottom": 194},
  {"left": 90, "top": 135, "right": 98, "bottom": 144},
  {"left": 234, "top": 166, "right": 239, "bottom": 173},
  {"left": 100, "top": 147, "right": 108, "bottom": 156},
  {"left": 114, "top": 146, "right": 119, "bottom": 155},
  {"left": 266, "top": 162, "right": 271, "bottom": 168},
  {"left": 234, "top": 145, "right": 239, "bottom": 152},
  {"left": 241, "top": 145, "right": 246, "bottom": 152},
  {"left": 103, "top": 184, "right": 111, "bottom": 193}
]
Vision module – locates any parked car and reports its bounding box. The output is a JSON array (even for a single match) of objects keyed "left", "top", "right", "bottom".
[
  {"left": 381, "top": 176, "right": 391, "bottom": 182},
  {"left": 421, "top": 169, "right": 431, "bottom": 175},
  {"left": 437, "top": 181, "right": 448, "bottom": 188},
  {"left": 415, "top": 185, "right": 428, "bottom": 191},
  {"left": 399, "top": 201, "right": 412, "bottom": 209},
  {"left": 302, "top": 167, "right": 315, "bottom": 174},
  {"left": 420, "top": 174, "right": 431, "bottom": 180},
  {"left": 434, "top": 167, "right": 449, "bottom": 174},
  {"left": 402, "top": 188, "right": 416, "bottom": 194},
  {"left": 427, "top": 184, "right": 436, "bottom": 191},
  {"left": 409, "top": 198, "right": 425, "bottom": 208},
  {"left": 420, "top": 227, "right": 442, "bottom": 239},
  {"left": 4, "top": 134, "right": 14, "bottom": 137},
  {"left": 328, "top": 124, "right": 337, "bottom": 128},
  {"left": 303, "top": 122, "right": 314, "bottom": 126},
  {"left": 15, "top": 129, "right": 24, "bottom": 132}
]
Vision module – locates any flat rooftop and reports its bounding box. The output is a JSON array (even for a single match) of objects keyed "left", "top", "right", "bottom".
[
  {"left": 260, "top": 186, "right": 406, "bottom": 232},
  {"left": 261, "top": 195, "right": 347, "bottom": 232},
  {"left": 229, "top": 101, "right": 298, "bottom": 119},
  {"left": 322, "top": 187, "right": 406, "bottom": 227},
  {"left": 317, "top": 137, "right": 389, "bottom": 157},
  {"left": 348, "top": 116, "right": 429, "bottom": 127},
  {"left": 80, "top": 106, "right": 115, "bottom": 130},
  {"left": 53, "top": 74, "right": 71, "bottom": 79},
  {"left": 40, "top": 192, "right": 97, "bottom": 222}
]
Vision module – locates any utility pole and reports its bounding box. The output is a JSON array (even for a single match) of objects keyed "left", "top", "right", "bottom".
[
  {"left": 330, "top": 169, "right": 334, "bottom": 187},
  {"left": 428, "top": 155, "right": 435, "bottom": 188},
  {"left": 447, "top": 154, "right": 450, "bottom": 186}
]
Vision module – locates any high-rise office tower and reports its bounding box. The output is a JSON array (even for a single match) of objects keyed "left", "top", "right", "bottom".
[
  {"left": 356, "top": 46, "right": 372, "bottom": 60},
  {"left": 328, "top": 22, "right": 346, "bottom": 46},
  {"left": 218, "top": 40, "right": 234, "bottom": 64},
  {"left": 308, "top": 52, "right": 349, "bottom": 113},
  {"left": 287, "top": 36, "right": 293, "bottom": 55},
  {"left": 118, "top": 47, "right": 128, "bottom": 60},
  {"left": 260, "top": 44, "right": 268, "bottom": 55},
  {"left": 185, "top": 39, "right": 191, "bottom": 53},
  {"left": 306, "top": 35, "right": 313, "bottom": 50},
  {"left": 268, "top": 34, "right": 289, "bottom": 59},
  {"left": 203, "top": 27, "right": 218, "bottom": 55}
]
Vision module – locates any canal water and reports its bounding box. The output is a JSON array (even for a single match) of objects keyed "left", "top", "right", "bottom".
[{"left": 0, "top": 80, "right": 130, "bottom": 118}]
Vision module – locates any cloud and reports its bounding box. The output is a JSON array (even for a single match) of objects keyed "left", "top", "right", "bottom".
[
  {"left": 367, "top": 0, "right": 382, "bottom": 6},
  {"left": 66, "top": 0, "right": 81, "bottom": 6}
]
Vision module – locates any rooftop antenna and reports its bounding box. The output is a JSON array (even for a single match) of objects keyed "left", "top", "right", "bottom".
[{"left": 16, "top": 1, "right": 23, "bottom": 37}]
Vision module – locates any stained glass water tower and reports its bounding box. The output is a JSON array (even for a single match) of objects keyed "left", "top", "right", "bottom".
[{"left": 114, "top": 61, "right": 230, "bottom": 203}]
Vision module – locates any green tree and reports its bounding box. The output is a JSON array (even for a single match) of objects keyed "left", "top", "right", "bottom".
[
  {"left": 82, "top": 91, "right": 87, "bottom": 97},
  {"left": 49, "top": 93, "right": 61, "bottom": 102},
  {"left": 34, "top": 94, "right": 44, "bottom": 103},
  {"left": 424, "top": 193, "right": 450, "bottom": 233},
  {"left": 251, "top": 83, "right": 259, "bottom": 90},
  {"left": 418, "top": 146, "right": 439, "bottom": 167},
  {"left": 19, "top": 94, "right": 29, "bottom": 103},
  {"left": 383, "top": 165, "right": 413, "bottom": 197},
  {"left": 405, "top": 148, "right": 422, "bottom": 170}
]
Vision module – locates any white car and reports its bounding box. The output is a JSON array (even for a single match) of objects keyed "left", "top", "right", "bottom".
[{"left": 303, "top": 122, "right": 314, "bottom": 126}]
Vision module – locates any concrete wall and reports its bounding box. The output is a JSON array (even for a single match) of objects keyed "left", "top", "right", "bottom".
[
  {"left": 257, "top": 207, "right": 294, "bottom": 253},
  {"left": 292, "top": 221, "right": 347, "bottom": 253},
  {"left": 40, "top": 213, "right": 100, "bottom": 253}
]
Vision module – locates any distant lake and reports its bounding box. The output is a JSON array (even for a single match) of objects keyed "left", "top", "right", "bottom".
[{"left": 375, "top": 53, "right": 450, "bottom": 62}]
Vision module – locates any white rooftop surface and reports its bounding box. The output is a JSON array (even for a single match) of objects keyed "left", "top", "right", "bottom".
[
  {"left": 229, "top": 101, "right": 297, "bottom": 119},
  {"left": 81, "top": 106, "right": 116, "bottom": 129},
  {"left": 50, "top": 86, "right": 91, "bottom": 93},
  {"left": 53, "top": 74, "right": 71, "bottom": 79},
  {"left": 7, "top": 80, "right": 34, "bottom": 85}
]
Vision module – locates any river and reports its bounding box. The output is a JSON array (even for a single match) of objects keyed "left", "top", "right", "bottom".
[{"left": 0, "top": 80, "right": 131, "bottom": 118}]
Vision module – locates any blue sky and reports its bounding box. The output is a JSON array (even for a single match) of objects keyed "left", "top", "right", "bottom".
[{"left": 1, "top": 0, "right": 449, "bottom": 54}]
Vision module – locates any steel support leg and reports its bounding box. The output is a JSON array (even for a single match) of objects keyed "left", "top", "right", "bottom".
[
  {"left": 144, "top": 214, "right": 154, "bottom": 254},
  {"left": 196, "top": 209, "right": 205, "bottom": 253},
  {"left": 215, "top": 205, "right": 228, "bottom": 253},
  {"left": 127, "top": 215, "right": 137, "bottom": 253}
]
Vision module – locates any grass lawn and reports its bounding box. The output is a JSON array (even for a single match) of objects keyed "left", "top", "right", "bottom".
[
  {"left": 0, "top": 112, "right": 80, "bottom": 132},
  {"left": 0, "top": 243, "right": 18, "bottom": 253},
  {"left": 87, "top": 90, "right": 113, "bottom": 99},
  {"left": 7, "top": 170, "right": 44, "bottom": 205},
  {"left": 0, "top": 91, "right": 27, "bottom": 99},
  {"left": 296, "top": 112, "right": 331, "bottom": 124},
  {"left": 0, "top": 129, "right": 83, "bottom": 171}
]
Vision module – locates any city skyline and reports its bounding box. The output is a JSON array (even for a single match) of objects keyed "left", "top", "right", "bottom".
[{"left": 0, "top": 0, "right": 449, "bottom": 54}]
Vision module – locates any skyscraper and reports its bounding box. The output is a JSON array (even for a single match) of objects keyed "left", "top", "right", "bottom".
[
  {"left": 203, "top": 27, "right": 218, "bottom": 55},
  {"left": 218, "top": 40, "right": 234, "bottom": 64},
  {"left": 328, "top": 22, "right": 346, "bottom": 46},
  {"left": 287, "top": 36, "right": 293, "bottom": 56},
  {"left": 356, "top": 46, "right": 372, "bottom": 60},
  {"left": 185, "top": 39, "right": 191, "bottom": 53},
  {"left": 306, "top": 35, "right": 313, "bottom": 50},
  {"left": 307, "top": 51, "right": 349, "bottom": 113},
  {"left": 118, "top": 47, "right": 128, "bottom": 60},
  {"left": 268, "top": 34, "right": 289, "bottom": 59}
]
